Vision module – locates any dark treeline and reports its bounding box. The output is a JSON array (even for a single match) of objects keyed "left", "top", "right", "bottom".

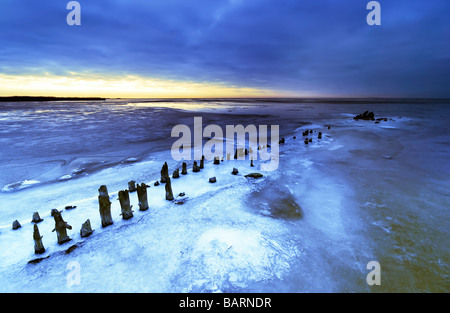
[{"left": 0, "top": 96, "right": 106, "bottom": 102}]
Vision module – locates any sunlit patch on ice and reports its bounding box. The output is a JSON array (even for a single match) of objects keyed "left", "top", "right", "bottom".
[{"left": 1, "top": 179, "right": 40, "bottom": 192}]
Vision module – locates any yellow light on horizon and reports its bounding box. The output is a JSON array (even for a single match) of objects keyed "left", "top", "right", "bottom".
[{"left": 0, "top": 73, "right": 285, "bottom": 98}]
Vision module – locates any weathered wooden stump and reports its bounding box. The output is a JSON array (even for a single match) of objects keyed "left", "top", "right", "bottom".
[
  {"left": 304, "top": 138, "right": 309, "bottom": 145},
  {"left": 128, "top": 180, "right": 137, "bottom": 192},
  {"left": 209, "top": 177, "right": 217, "bottom": 183},
  {"left": 118, "top": 190, "right": 134, "bottom": 220},
  {"left": 165, "top": 177, "right": 174, "bottom": 201},
  {"left": 318, "top": 132, "right": 322, "bottom": 139},
  {"left": 80, "top": 219, "right": 94, "bottom": 237},
  {"left": 214, "top": 156, "right": 220, "bottom": 165},
  {"left": 12, "top": 220, "right": 21, "bottom": 230},
  {"left": 51, "top": 209, "right": 72, "bottom": 244},
  {"left": 137, "top": 183, "right": 149, "bottom": 211},
  {"left": 172, "top": 169, "right": 180, "bottom": 179},
  {"left": 279, "top": 138, "right": 285, "bottom": 144},
  {"left": 232, "top": 168, "right": 239, "bottom": 175},
  {"left": 182, "top": 162, "right": 188, "bottom": 175},
  {"left": 160, "top": 162, "right": 169, "bottom": 183},
  {"left": 193, "top": 161, "right": 200, "bottom": 172},
  {"left": 309, "top": 138, "right": 312, "bottom": 143},
  {"left": 98, "top": 185, "right": 113, "bottom": 228},
  {"left": 200, "top": 155, "right": 205, "bottom": 169},
  {"left": 31, "top": 212, "right": 43, "bottom": 223},
  {"left": 250, "top": 158, "right": 254, "bottom": 167},
  {"left": 33, "top": 224, "right": 45, "bottom": 254}
]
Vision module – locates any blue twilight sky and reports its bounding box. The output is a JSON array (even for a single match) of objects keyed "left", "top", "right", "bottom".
[{"left": 0, "top": 0, "right": 449, "bottom": 98}]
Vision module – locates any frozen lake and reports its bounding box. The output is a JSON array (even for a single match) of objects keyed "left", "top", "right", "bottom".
[{"left": 0, "top": 98, "right": 449, "bottom": 292}]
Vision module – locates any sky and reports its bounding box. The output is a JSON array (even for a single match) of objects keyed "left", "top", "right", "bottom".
[{"left": 0, "top": 0, "right": 449, "bottom": 98}]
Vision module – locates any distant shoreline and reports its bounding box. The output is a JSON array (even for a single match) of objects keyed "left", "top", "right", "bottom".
[
  {"left": 1, "top": 96, "right": 448, "bottom": 104},
  {"left": 0, "top": 96, "right": 107, "bottom": 102}
]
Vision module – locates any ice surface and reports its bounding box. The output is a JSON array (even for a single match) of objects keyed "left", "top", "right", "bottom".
[{"left": 0, "top": 99, "right": 449, "bottom": 292}]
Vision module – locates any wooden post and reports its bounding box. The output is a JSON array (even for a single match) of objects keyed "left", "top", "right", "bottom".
[
  {"left": 160, "top": 162, "right": 169, "bottom": 183},
  {"left": 80, "top": 219, "right": 94, "bottom": 237},
  {"left": 128, "top": 180, "right": 137, "bottom": 192},
  {"left": 165, "top": 177, "right": 174, "bottom": 201},
  {"left": 98, "top": 185, "right": 113, "bottom": 228},
  {"left": 200, "top": 155, "right": 205, "bottom": 169},
  {"left": 318, "top": 132, "right": 322, "bottom": 139},
  {"left": 33, "top": 224, "right": 45, "bottom": 254},
  {"left": 232, "top": 167, "right": 239, "bottom": 175},
  {"left": 193, "top": 161, "right": 200, "bottom": 172},
  {"left": 250, "top": 158, "right": 254, "bottom": 167},
  {"left": 172, "top": 169, "right": 180, "bottom": 179},
  {"left": 118, "top": 190, "right": 134, "bottom": 220},
  {"left": 182, "top": 162, "right": 188, "bottom": 175},
  {"left": 51, "top": 209, "right": 72, "bottom": 244},
  {"left": 214, "top": 156, "right": 220, "bottom": 165},
  {"left": 137, "top": 183, "right": 149, "bottom": 211}
]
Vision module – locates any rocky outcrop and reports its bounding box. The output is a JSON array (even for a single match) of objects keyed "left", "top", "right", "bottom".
[{"left": 353, "top": 111, "right": 375, "bottom": 121}]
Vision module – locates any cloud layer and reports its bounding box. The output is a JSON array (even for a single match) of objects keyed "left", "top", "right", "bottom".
[{"left": 1, "top": 0, "right": 449, "bottom": 97}]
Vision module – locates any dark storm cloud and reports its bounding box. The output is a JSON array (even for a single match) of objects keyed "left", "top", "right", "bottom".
[{"left": 0, "top": 0, "right": 449, "bottom": 97}]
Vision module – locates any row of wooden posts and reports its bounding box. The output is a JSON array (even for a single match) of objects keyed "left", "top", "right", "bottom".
[{"left": 11, "top": 128, "right": 327, "bottom": 256}]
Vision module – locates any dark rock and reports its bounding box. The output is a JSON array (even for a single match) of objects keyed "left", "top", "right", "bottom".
[
  {"left": 318, "top": 132, "right": 322, "bottom": 139},
  {"left": 65, "top": 244, "right": 78, "bottom": 254},
  {"left": 12, "top": 220, "right": 21, "bottom": 230},
  {"left": 245, "top": 173, "right": 264, "bottom": 179},
  {"left": 353, "top": 111, "right": 375, "bottom": 121},
  {"left": 33, "top": 224, "right": 45, "bottom": 254},
  {"left": 209, "top": 177, "right": 217, "bottom": 183},
  {"left": 28, "top": 255, "right": 50, "bottom": 264},
  {"left": 51, "top": 209, "right": 72, "bottom": 244},
  {"left": 154, "top": 181, "right": 160, "bottom": 186},
  {"left": 31, "top": 212, "right": 43, "bottom": 223},
  {"left": 309, "top": 138, "right": 312, "bottom": 143},
  {"left": 178, "top": 192, "right": 186, "bottom": 197},
  {"left": 279, "top": 138, "right": 285, "bottom": 144},
  {"left": 65, "top": 205, "right": 77, "bottom": 210},
  {"left": 80, "top": 219, "right": 94, "bottom": 238},
  {"left": 118, "top": 190, "right": 133, "bottom": 220},
  {"left": 304, "top": 139, "right": 309, "bottom": 145},
  {"left": 214, "top": 156, "right": 220, "bottom": 165},
  {"left": 232, "top": 168, "right": 239, "bottom": 175}
]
